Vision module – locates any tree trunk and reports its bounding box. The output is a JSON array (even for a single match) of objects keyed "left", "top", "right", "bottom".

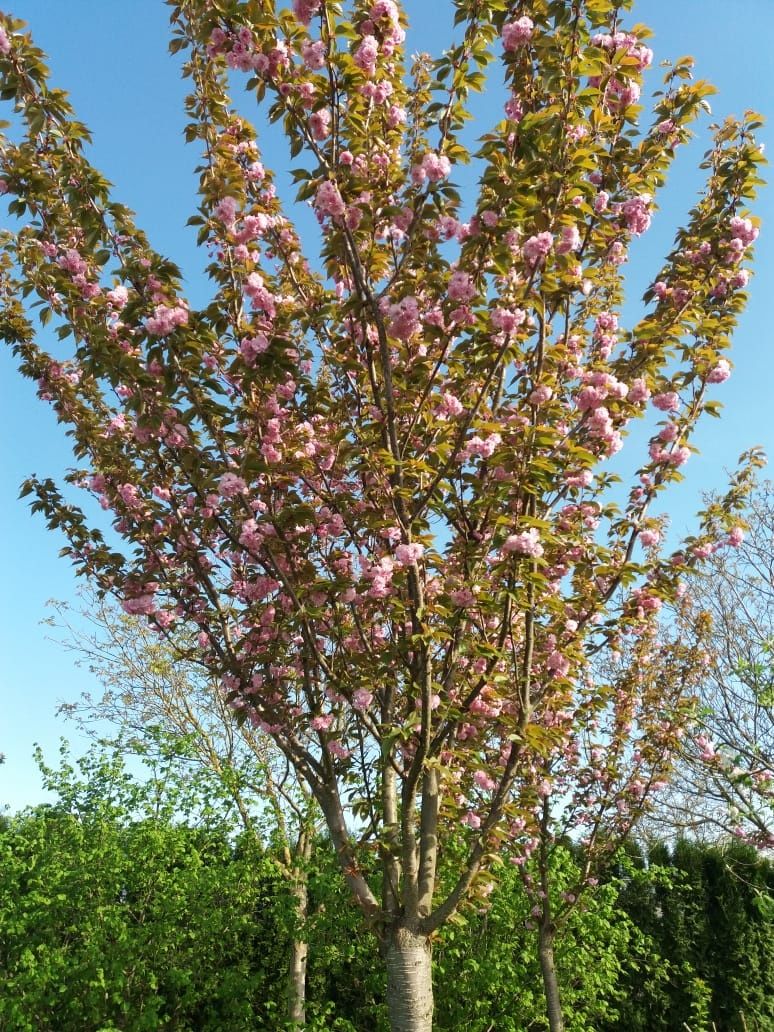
[
  {"left": 384, "top": 926, "right": 434, "bottom": 1032},
  {"left": 538, "top": 923, "right": 565, "bottom": 1032},
  {"left": 288, "top": 877, "right": 309, "bottom": 1027}
]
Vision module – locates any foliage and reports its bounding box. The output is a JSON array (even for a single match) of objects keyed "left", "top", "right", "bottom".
[
  {"left": 608, "top": 839, "right": 774, "bottom": 1032},
  {"left": 0, "top": 744, "right": 289, "bottom": 1031},
  {"left": 48, "top": 590, "right": 323, "bottom": 1027},
  {"left": 2, "top": 744, "right": 774, "bottom": 1030},
  {"left": 431, "top": 846, "right": 665, "bottom": 1032}
]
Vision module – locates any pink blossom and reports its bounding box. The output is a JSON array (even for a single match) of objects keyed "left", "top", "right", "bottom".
[
  {"left": 556, "top": 224, "right": 581, "bottom": 255},
  {"left": 668, "top": 445, "right": 691, "bottom": 467},
  {"left": 546, "top": 651, "right": 570, "bottom": 678},
  {"left": 729, "top": 216, "right": 758, "bottom": 247},
  {"left": 311, "top": 713, "right": 334, "bottom": 731},
  {"left": 0, "top": 28, "right": 10, "bottom": 55},
  {"left": 504, "top": 95, "right": 524, "bottom": 122},
  {"left": 447, "top": 270, "right": 475, "bottom": 302},
  {"left": 565, "top": 469, "right": 593, "bottom": 489},
  {"left": 344, "top": 205, "right": 362, "bottom": 230},
  {"left": 327, "top": 740, "right": 351, "bottom": 760},
  {"left": 58, "top": 249, "right": 88, "bottom": 276},
  {"left": 652, "top": 391, "right": 680, "bottom": 412},
  {"left": 354, "top": 34, "right": 379, "bottom": 76},
  {"left": 240, "top": 334, "right": 270, "bottom": 364},
  {"left": 462, "top": 811, "right": 482, "bottom": 829},
  {"left": 502, "top": 16, "right": 534, "bottom": 51},
  {"left": 462, "top": 433, "right": 501, "bottom": 461},
  {"left": 309, "top": 108, "right": 331, "bottom": 140},
  {"left": 395, "top": 542, "right": 424, "bottom": 566},
  {"left": 387, "top": 103, "right": 407, "bottom": 128},
  {"left": 502, "top": 528, "right": 544, "bottom": 559},
  {"left": 473, "top": 770, "right": 496, "bottom": 791},
  {"left": 628, "top": 378, "right": 650, "bottom": 404},
  {"left": 707, "top": 359, "right": 731, "bottom": 384},
  {"left": 450, "top": 587, "right": 476, "bottom": 607},
  {"left": 314, "top": 180, "right": 346, "bottom": 218},
  {"left": 593, "top": 190, "right": 609, "bottom": 214},
  {"left": 639, "top": 528, "right": 660, "bottom": 547},
  {"left": 215, "top": 196, "right": 238, "bottom": 226},
  {"left": 219, "top": 472, "right": 248, "bottom": 498},
  {"left": 207, "top": 27, "right": 227, "bottom": 53},
  {"left": 595, "top": 311, "right": 618, "bottom": 334},
  {"left": 292, "top": 0, "right": 322, "bottom": 25},
  {"left": 491, "top": 307, "right": 527, "bottom": 333},
  {"left": 438, "top": 391, "right": 464, "bottom": 417},
  {"left": 106, "top": 284, "right": 128, "bottom": 309},
  {"left": 522, "top": 231, "right": 554, "bottom": 266},
  {"left": 695, "top": 734, "right": 717, "bottom": 762},
  {"left": 145, "top": 303, "right": 188, "bottom": 337},
  {"left": 261, "top": 441, "right": 282, "bottom": 464},
  {"left": 622, "top": 193, "right": 652, "bottom": 236},
  {"left": 301, "top": 39, "right": 326, "bottom": 69},
  {"left": 605, "top": 77, "right": 640, "bottom": 110},
  {"left": 243, "top": 272, "right": 276, "bottom": 317},
  {"left": 238, "top": 519, "right": 261, "bottom": 553},
  {"left": 370, "top": 0, "right": 401, "bottom": 24},
  {"left": 529, "top": 385, "right": 553, "bottom": 406},
  {"left": 122, "top": 594, "right": 157, "bottom": 616},
  {"left": 727, "top": 526, "right": 745, "bottom": 547},
  {"left": 387, "top": 295, "right": 420, "bottom": 340},
  {"left": 411, "top": 151, "right": 451, "bottom": 185},
  {"left": 235, "top": 214, "right": 269, "bottom": 246},
  {"left": 352, "top": 688, "right": 374, "bottom": 711},
  {"left": 121, "top": 579, "right": 158, "bottom": 617}
]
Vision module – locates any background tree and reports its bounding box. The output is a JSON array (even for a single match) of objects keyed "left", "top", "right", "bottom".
[
  {"left": 49, "top": 591, "right": 320, "bottom": 1027},
  {"left": 652, "top": 482, "right": 774, "bottom": 847},
  {"left": 0, "top": 2, "right": 763, "bottom": 1028}
]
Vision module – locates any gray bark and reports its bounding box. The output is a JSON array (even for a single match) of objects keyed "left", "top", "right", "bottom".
[
  {"left": 538, "top": 923, "right": 565, "bottom": 1032},
  {"left": 288, "top": 878, "right": 308, "bottom": 1027},
  {"left": 384, "top": 926, "right": 434, "bottom": 1032}
]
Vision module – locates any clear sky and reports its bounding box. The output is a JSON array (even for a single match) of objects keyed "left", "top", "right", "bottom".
[{"left": 2, "top": 0, "right": 773, "bottom": 812}]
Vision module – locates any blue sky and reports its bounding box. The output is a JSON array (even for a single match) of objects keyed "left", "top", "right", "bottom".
[{"left": 2, "top": 0, "right": 773, "bottom": 812}]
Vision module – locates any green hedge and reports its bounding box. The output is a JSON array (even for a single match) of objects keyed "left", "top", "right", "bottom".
[{"left": 2, "top": 748, "right": 773, "bottom": 1030}]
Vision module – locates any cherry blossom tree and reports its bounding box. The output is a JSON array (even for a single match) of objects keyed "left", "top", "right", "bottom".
[{"left": 0, "top": 1, "right": 764, "bottom": 1028}]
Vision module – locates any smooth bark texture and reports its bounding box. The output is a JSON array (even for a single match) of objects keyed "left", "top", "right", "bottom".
[
  {"left": 288, "top": 877, "right": 309, "bottom": 1027},
  {"left": 384, "top": 927, "right": 434, "bottom": 1032},
  {"left": 538, "top": 924, "right": 565, "bottom": 1032}
]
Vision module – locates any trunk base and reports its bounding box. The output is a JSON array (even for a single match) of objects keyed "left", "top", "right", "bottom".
[
  {"left": 538, "top": 924, "right": 565, "bottom": 1032},
  {"left": 384, "top": 927, "right": 433, "bottom": 1032}
]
